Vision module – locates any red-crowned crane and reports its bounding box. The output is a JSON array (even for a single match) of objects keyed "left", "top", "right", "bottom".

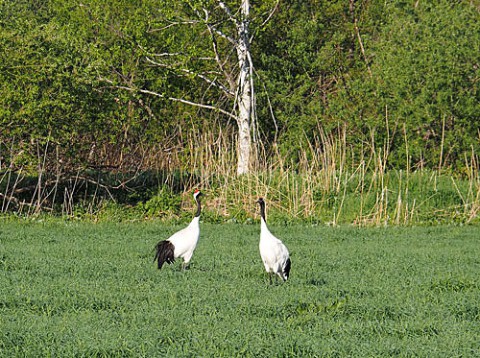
[
  {"left": 154, "top": 189, "right": 202, "bottom": 270},
  {"left": 257, "top": 198, "right": 291, "bottom": 283}
]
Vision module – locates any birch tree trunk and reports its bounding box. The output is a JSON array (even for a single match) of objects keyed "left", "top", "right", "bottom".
[
  {"left": 106, "top": 0, "right": 266, "bottom": 175},
  {"left": 235, "top": 0, "right": 253, "bottom": 175}
]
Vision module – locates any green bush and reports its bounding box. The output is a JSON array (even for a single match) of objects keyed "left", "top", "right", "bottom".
[{"left": 142, "top": 186, "right": 182, "bottom": 218}]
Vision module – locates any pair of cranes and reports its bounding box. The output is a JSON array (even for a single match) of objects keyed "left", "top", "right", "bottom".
[{"left": 154, "top": 190, "right": 291, "bottom": 283}]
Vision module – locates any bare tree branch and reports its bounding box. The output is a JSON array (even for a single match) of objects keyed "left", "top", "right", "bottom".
[
  {"left": 194, "top": 6, "right": 236, "bottom": 44},
  {"left": 148, "top": 19, "right": 200, "bottom": 32},
  {"left": 204, "top": 20, "right": 236, "bottom": 90},
  {"left": 354, "top": 18, "right": 372, "bottom": 77},
  {"left": 100, "top": 78, "right": 237, "bottom": 120},
  {"left": 218, "top": 1, "right": 240, "bottom": 27},
  {"left": 143, "top": 51, "right": 183, "bottom": 57},
  {"left": 260, "top": 0, "right": 280, "bottom": 28},
  {"left": 145, "top": 57, "right": 234, "bottom": 96},
  {"left": 138, "top": 45, "right": 214, "bottom": 61}
]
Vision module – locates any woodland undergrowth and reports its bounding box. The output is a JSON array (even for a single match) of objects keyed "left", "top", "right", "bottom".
[{"left": 1, "top": 128, "right": 479, "bottom": 226}]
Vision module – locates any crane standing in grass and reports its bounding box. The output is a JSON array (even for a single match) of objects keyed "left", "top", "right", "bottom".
[
  {"left": 257, "top": 198, "right": 291, "bottom": 283},
  {"left": 154, "top": 189, "right": 202, "bottom": 270}
]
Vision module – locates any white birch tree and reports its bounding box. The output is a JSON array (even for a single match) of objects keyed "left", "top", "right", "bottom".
[
  {"left": 107, "top": 0, "right": 278, "bottom": 175},
  {"left": 228, "top": 0, "right": 253, "bottom": 175}
]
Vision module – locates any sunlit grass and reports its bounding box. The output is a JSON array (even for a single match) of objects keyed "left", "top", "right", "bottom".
[{"left": 1, "top": 221, "right": 479, "bottom": 356}]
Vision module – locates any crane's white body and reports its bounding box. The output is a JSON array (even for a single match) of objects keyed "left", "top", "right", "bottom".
[
  {"left": 259, "top": 217, "right": 290, "bottom": 281},
  {"left": 257, "top": 197, "right": 291, "bottom": 283},
  {"left": 168, "top": 216, "right": 200, "bottom": 265},
  {"left": 154, "top": 190, "right": 202, "bottom": 270}
]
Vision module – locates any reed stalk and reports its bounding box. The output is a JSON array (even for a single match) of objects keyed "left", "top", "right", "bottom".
[{"left": 0, "top": 122, "right": 478, "bottom": 226}]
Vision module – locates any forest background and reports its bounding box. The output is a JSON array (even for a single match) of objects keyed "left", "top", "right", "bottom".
[{"left": 1, "top": 0, "right": 479, "bottom": 225}]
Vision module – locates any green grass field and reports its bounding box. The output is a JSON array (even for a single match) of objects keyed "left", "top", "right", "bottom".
[{"left": 1, "top": 220, "right": 479, "bottom": 357}]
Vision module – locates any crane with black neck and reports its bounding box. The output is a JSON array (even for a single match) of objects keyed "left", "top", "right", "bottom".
[
  {"left": 154, "top": 189, "right": 202, "bottom": 270},
  {"left": 256, "top": 197, "right": 291, "bottom": 283}
]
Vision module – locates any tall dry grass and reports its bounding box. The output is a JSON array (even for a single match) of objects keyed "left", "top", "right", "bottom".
[
  {"left": 173, "top": 123, "right": 480, "bottom": 226},
  {"left": 0, "top": 122, "right": 479, "bottom": 225}
]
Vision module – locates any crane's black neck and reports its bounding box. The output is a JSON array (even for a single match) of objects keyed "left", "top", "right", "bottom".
[
  {"left": 258, "top": 199, "right": 266, "bottom": 222},
  {"left": 194, "top": 194, "right": 202, "bottom": 217}
]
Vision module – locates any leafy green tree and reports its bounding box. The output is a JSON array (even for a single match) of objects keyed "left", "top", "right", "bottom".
[
  {"left": 1, "top": 0, "right": 478, "bottom": 177},
  {"left": 256, "top": 0, "right": 480, "bottom": 170},
  {"left": 0, "top": 0, "right": 127, "bottom": 170},
  {"left": 255, "top": 0, "right": 379, "bottom": 163},
  {"left": 369, "top": 0, "right": 480, "bottom": 168},
  {"left": 94, "top": 0, "right": 281, "bottom": 175}
]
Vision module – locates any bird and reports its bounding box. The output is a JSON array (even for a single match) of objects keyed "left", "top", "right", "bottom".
[
  {"left": 256, "top": 197, "right": 291, "bottom": 283},
  {"left": 154, "top": 189, "right": 202, "bottom": 270}
]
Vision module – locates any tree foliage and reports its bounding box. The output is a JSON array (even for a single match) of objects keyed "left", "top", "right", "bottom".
[{"left": 1, "top": 0, "right": 479, "bottom": 173}]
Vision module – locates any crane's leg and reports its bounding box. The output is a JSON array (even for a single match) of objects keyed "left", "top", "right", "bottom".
[{"left": 182, "top": 253, "right": 193, "bottom": 271}]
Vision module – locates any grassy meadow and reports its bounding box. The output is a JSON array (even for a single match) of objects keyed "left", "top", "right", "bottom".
[{"left": 1, "top": 220, "right": 479, "bottom": 357}]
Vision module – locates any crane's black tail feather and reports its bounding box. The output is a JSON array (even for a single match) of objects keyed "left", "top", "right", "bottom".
[
  {"left": 283, "top": 257, "right": 291, "bottom": 281},
  {"left": 154, "top": 240, "right": 175, "bottom": 269}
]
